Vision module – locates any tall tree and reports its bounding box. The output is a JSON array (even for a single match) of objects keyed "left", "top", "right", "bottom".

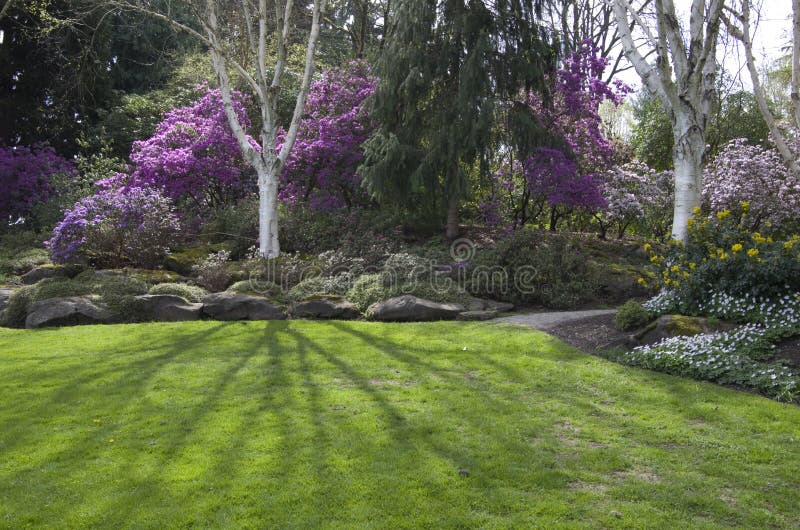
[
  {"left": 360, "top": 0, "right": 556, "bottom": 238},
  {"left": 722, "top": 0, "right": 800, "bottom": 176},
  {"left": 610, "top": 0, "right": 725, "bottom": 242},
  {"left": 116, "top": 0, "right": 326, "bottom": 258}
]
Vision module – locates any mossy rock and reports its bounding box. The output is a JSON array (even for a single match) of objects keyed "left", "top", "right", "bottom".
[{"left": 635, "top": 315, "right": 733, "bottom": 346}]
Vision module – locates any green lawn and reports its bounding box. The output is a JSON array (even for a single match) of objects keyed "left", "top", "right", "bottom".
[{"left": 0, "top": 321, "right": 799, "bottom": 528}]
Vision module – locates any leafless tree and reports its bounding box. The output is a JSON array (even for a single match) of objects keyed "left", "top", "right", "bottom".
[{"left": 610, "top": 0, "right": 725, "bottom": 242}]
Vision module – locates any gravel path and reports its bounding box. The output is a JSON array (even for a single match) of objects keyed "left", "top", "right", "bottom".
[{"left": 493, "top": 309, "right": 617, "bottom": 331}]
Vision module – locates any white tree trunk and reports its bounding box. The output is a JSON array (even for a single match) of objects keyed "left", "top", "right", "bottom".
[
  {"left": 257, "top": 166, "right": 280, "bottom": 258},
  {"left": 671, "top": 114, "right": 705, "bottom": 241}
]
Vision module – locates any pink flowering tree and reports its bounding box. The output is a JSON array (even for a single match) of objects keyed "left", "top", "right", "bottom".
[
  {"left": 278, "top": 61, "right": 377, "bottom": 210},
  {"left": 0, "top": 144, "right": 76, "bottom": 226},
  {"left": 703, "top": 139, "right": 800, "bottom": 232},
  {"left": 595, "top": 162, "right": 675, "bottom": 240},
  {"left": 129, "top": 87, "right": 258, "bottom": 211}
]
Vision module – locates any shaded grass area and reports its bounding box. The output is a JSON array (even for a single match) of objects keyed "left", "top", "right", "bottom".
[{"left": 0, "top": 321, "right": 799, "bottom": 528}]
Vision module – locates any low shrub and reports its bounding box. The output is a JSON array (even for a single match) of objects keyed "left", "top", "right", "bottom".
[
  {"left": 47, "top": 185, "right": 181, "bottom": 268},
  {"left": 193, "top": 250, "right": 232, "bottom": 292},
  {"left": 643, "top": 204, "right": 800, "bottom": 314},
  {"left": 467, "top": 230, "right": 598, "bottom": 308},
  {"left": 1, "top": 273, "right": 149, "bottom": 327},
  {"left": 615, "top": 300, "right": 653, "bottom": 331},
  {"left": 287, "top": 275, "right": 353, "bottom": 302},
  {"left": 345, "top": 272, "right": 470, "bottom": 312},
  {"left": 227, "top": 279, "right": 284, "bottom": 300},
  {"left": 148, "top": 282, "right": 209, "bottom": 303}
]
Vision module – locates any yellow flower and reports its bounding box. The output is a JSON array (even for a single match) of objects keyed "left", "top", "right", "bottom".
[
  {"left": 719, "top": 252, "right": 729, "bottom": 260},
  {"left": 765, "top": 220, "right": 772, "bottom": 228},
  {"left": 717, "top": 210, "right": 731, "bottom": 220},
  {"left": 785, "top": 240, "right": 795, "bottom": 250},
  {"left": 637, "top": 277, "right": 646, "bottom": 285},
  {"left": 741, "top": 201, "right": 750, "bottom": 210},
  {"left": 767, "top": 237, "right": 774, "bottom": 244},
  {"left": 643, "top": 243, "right": 652, "bottom": 252},
  {"left": 731, "top": 243, "right": 743, "bottom": 253},
  {"left": 664, "top": 278, "right": 671, "bottom": 286},
  {"left": 689, "top": 262, "right": 697, "bottom": 270},
  {"left": 693, "top": 206, "right": 702, "bottom": 216},
  {"left": 671, "top": 265, "right": 680, "bottom": 273},
  {"left": 687, "top": 218, "right": 696, "bottom": 229},
  {"left": 650, "top": 256, "right": 659, "bottom": 263},
  {"left": 747, "top": 248, "right": 759, "bottom": 258},
  {"left": 683, "top": 272, "right": 691, "bottom": 279},
  {"left": 752, "top": 233, "right": 766, "bottom": 245}
]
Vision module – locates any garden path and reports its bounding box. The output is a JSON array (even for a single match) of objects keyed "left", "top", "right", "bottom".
[{"left": 492, "top": 309, "right": 616, "bottom": 331}]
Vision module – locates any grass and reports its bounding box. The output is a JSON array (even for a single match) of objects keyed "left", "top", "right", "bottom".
[{"left": 0, "top": 321, "right": 799, "bottom": 528}]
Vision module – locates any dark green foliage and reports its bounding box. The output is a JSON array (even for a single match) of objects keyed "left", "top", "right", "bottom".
[
  {"left": 467, "top": 230, "right": 597, "bottom": 308},
  {"left": 0, "top": 0, "right": 198, "bottom": 156},
  {"left": 360, "top": 0, "right": 557, "bottom": 231},
  {"left": 615, "top": 300, "right": 653, "bottom": 331}
]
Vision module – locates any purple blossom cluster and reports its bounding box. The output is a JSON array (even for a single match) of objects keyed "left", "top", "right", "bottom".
[
  {"left": 279, "top": 61, "right": 377, "bottom": 210},
  {"left": 703, "top": 138, "right": 800, "bottom": 230},
  {"left": 524, "top": 148, "right": 606, "bottom": 210},
  {"left": 0, "top": 144, "right": 76, "bottom": 222},
  {"left": 47, "top": 181, "right": 181, "bottom": 268},
  {"left": 129, "top": 86, "right": 257, "bottom": 210},
  {"left": 525, "top": 41, "right": 630, "bottom": 174}
]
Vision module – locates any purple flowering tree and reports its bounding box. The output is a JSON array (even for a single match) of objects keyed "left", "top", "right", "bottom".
[
  {"left": 524, "top": 148, "right": 606, "bottom": 231},
  {"left": 47, "top": 177, "right": 181, "bottom": 268},
  {"left": 278, "top": 61, "right": 377, "bottom": 210},
  {"left": 703, "top": 138, "right": 800, "bottom": 231},
  {"left": 0, "top": 144, "right": 76, "bottom": 225},
  {"left": 129, "top": 87, "right": 257, "bottom": 211},
  {"left": 481, "top": 43, "right": 625, "bottom": 231}
]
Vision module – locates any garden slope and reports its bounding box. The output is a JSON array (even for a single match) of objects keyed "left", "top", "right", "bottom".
[{"left": 0, "top": 321, "right": 798, "bottom": 528}]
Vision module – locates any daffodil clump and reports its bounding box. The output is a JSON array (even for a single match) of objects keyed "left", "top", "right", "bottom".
[
  {"left": 639, "top": 203, "right": 800, "bottom": 314},
  {"left": 630, "top": 291, "right": 800, "bottom": 402}
]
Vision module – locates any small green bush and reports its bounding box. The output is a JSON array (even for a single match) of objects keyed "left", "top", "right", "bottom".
[
  {"left": 148, "top": 283, "right": 209, "bottom": 303},
  {"left": 228, "top": 279, "right": 284, "bottom": 298},
  {"left": 287, "top": 275, "right": 352, "bottom": 302},
  {"left": 615, "top": 300, "right": 653, "bottom": 331},
  {"left": 345, "top": 273, "right": 470, "bottom": 312}
]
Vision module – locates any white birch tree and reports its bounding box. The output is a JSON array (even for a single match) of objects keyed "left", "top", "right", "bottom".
[
  {"left": 609, "top": 0, "right": 725, "bottom": 242},
  {"left": 721, "top": 0, "right": 800, "bottom": 176},
  {"left": 115, "top": 0, "right": 326, "bottom": 258}
]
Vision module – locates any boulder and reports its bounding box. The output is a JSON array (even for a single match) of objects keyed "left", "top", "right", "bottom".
[
  {"left": 21, "top": 267, "right": 55, "bottom": 285},
  {"left": 292, "top": 297, "right": 361, "bottom": 320},
  {"left": 202, "top": 292, "right": 286, "bottom": 321},
  {"left": 367, "top": 295, "right": 465, "bottom": 322},
  {"left": 457, "top": 310, "right": 498, "bottom": 321},
  {"left": 25, "top": 296, "right": 116, "bottom": 329},
  {"left": 134, "top": 294, "right": 202, "bottom": 322},
  {"left": 0, "top": 288, "right": 12, "bottom": 322},
  {"left": 634, "top": 315, "right": 735, "bottom": 346}
]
